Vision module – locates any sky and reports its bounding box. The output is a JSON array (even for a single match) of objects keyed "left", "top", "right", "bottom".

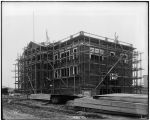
[{"left": 2, "top": 2, "right": 148, "bottom": 88}]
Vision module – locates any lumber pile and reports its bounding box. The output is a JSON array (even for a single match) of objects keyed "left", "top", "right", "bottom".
[
  {"left": 29, "top": 94, "right": 51, "bottom": 100},
  {"left": 67, "top": 93, "right": 148, "bottom": 116}
]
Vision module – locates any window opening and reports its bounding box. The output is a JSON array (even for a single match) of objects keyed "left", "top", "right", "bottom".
[
  {"left": 54, "top": 69, "right": 58, "bottom": 78},
  {"left": 110, "top": 73, "right": 118, "bottom": 81},
  {"left": 100, "top": 56, "right": 103, "bottom": 61},
  {"left": 67, "top": 67, "right": 70, "bottom": 76},
  {"left": 90, "top": 47, "right": 94, "bottom": 53},
  {"left": 66, "top": 50, "right": 70, "bottom": 60},
  {"left": 73, "top": 66, "right": 78, "bottom": 75},
  {"left": 95, "top": 48, "right": 99, "bottom": 54},
  {"left": 60, "top": 52, "right": 66, "bottom": 58},
  {"left": 61, "top": 68, "right": 67, "bottom": 77},
  {"left": 110, "top": 52, "right": 115, "bottom": 56},
  {"left": 90, "top": 54, "right": 103, "bottom": 62},
  {"left": 100, "top": 49, "right": 104, "bottom": 55},
  {"left": 124, "top": 54, "right": 128, "bottom": 59},
  {"left": 54, "top": 54, "right": 58, "bottom": 60},
  {"left": 73, "top": 48, "right": 77, "bottom": 59},
  {"left": 66, "top": 50, "right": 70, "bottom": 56}
]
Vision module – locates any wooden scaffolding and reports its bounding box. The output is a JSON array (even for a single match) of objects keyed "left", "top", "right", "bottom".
[{"left": 14, "top": 31, "right": 143, "bottom": 95}]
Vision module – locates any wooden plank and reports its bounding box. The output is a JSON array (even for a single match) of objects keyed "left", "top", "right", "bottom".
[
  {"left": 67, "top": 94, "right": 148, "bottom": 115},
  {"left": 29, "top": 94, "right": 51, "bottom": 100},
  {"left": 74, "top": 98, "right": 112, "bottom": 106},
  {"left": 69, "top": 101, "right": 147, "bottom": 115},
  {"left": 96, "top": 96, "right": 148, "bottom": 104},
  {"left": 73, "top": 98, "right": 147, "bottom": 110},
  {"left": 111, "top": 101, "right": 147, "bottom": 110},
  {"left": 94, "top": 93, "right": 147, "bottom": 98}
]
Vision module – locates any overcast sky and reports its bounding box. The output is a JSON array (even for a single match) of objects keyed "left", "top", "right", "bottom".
[{"left": 2, "top": 2, "right": 148, "bottom": 88}]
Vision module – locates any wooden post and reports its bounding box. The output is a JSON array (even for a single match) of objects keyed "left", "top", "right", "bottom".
[
  {"left": 35, "top": 64, "right": 37, "bottom": 93},
  {"left": 18, "top": 61, "right": 19, "bottom": 90},
  {"left": 73, "top": 41, "right": 75, "bottom": 94},
  {"left": 15, "top": 64, "right": 16, "bottom": 89}
]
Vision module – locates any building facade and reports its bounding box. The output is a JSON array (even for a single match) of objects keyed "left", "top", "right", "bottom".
[{"left": 15, "top": 31, "right": 142, "bottom": 96}]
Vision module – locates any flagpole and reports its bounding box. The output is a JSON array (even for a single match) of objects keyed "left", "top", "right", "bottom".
[{"left": 33, "top": 11, "right": 35, "bottom": 42}]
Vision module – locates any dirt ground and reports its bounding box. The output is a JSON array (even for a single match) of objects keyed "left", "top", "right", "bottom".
[{"left": 2, "top": 95, "right": 148, "bottom": 120}]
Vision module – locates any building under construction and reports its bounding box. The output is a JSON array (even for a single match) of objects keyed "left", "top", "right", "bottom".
[{"left": 14, "top": 31, "right": 143, "bottom": 96}]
